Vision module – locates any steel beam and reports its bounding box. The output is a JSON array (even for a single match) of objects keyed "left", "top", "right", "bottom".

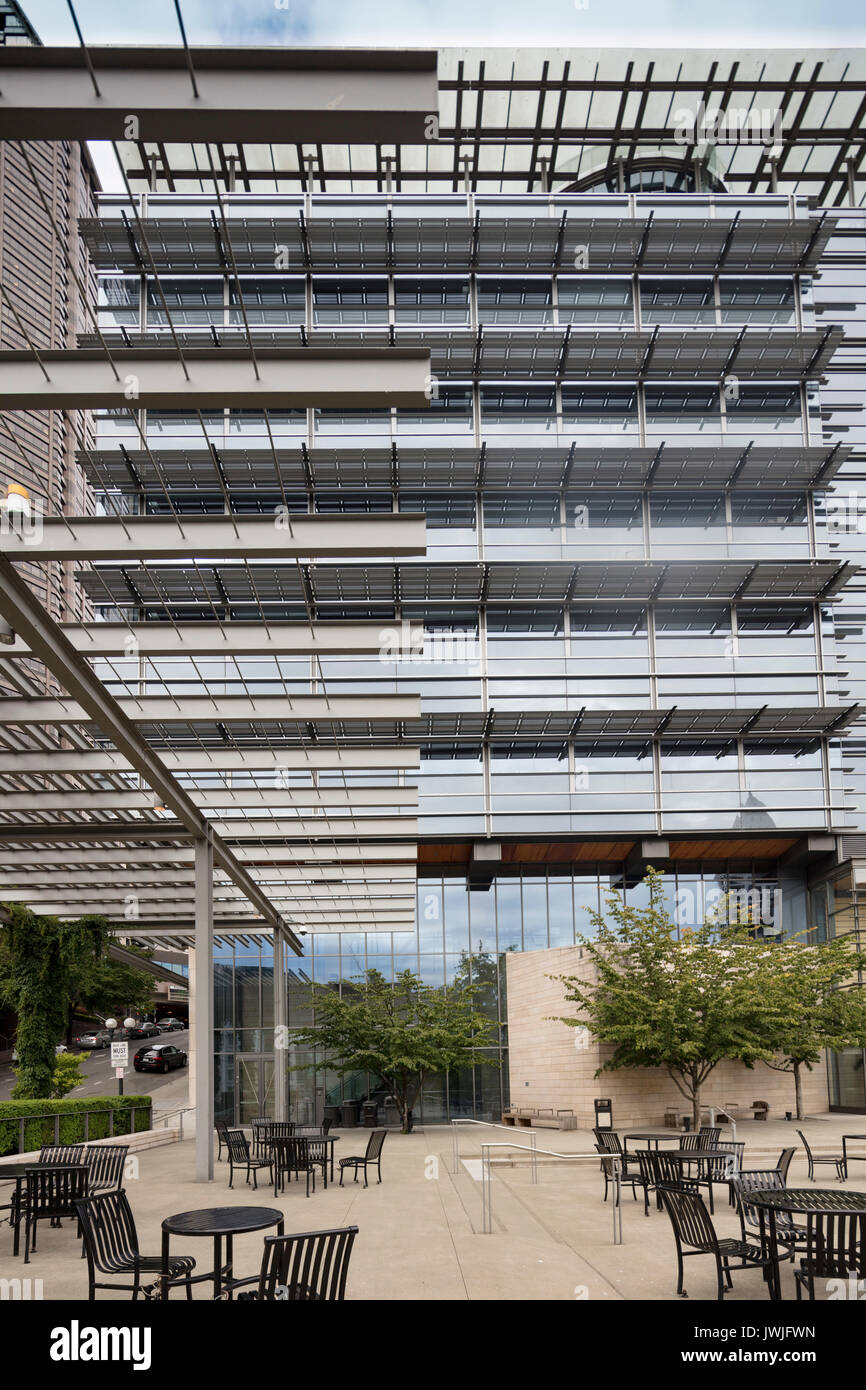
[
  {"left": 4, "top": 622, "right": 423, "bottom": 661},
  {"left": 0, "top": 46, "right": 439, "bottom": 144},
  {"left": 0, "top": 555, "right": 302, "bottom": 952},
  {"left": 0, "top": 514, "right": 427, "bottom": 561},
  {"left": 0, "top": 787, "right": 418, "bottom": 813},
  {"left": 0, "top": 851, "right": 418, "bottom": 878},
  {"left": 0, "top": 747, "right": 420, "bottom": 774},
  {"left": 0, "top": 693, "right": 419, "bottom": 725},
  {"left": 0, "top": 347, "right": 431, "bottom": 410}
]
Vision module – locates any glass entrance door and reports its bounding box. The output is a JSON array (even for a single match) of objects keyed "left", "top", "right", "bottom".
[{"left": 235, "top": 1055, "right": 274, "bottom": 1122}]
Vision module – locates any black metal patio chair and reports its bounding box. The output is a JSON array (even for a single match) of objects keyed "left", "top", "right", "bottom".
[
  {"left": 250, "top": 1116, "right": 274, "bottom": 1160},
  {"left": 75, "top": 1189, "right": 196, "bottom": 1300},
  {"left": 732, "top": 1169, "right": 804, "bottom": 1263},
  {"left": 215, "top": 1119, "right": 230, "bottom": 1161},
  {"left": 272, "top": 1136, "right": 316, "bottom": 1198},
  {"left": 339, "top": 1129, "right": 387, "bottom": 1188},
  {"left": 225, "top": 1129, "right": 273, "bottom": 1190},
  {"left": 688, "top": 1140, "right": 744, "bottom": 1214},
  {"left": 795, "top": 1209, "right": 866, "bottom": 1300},
  {"left": 595, "top": 1143, "right": 645, "bottom": 1206},
  {"left": 797, "top": 1130, "right": 846, "bottom": 1182},
  {"left": 23, "top": 1164, "right": 89, "bottom": 1264},
  {"left": 658, "top": 1183, "right": 776, "bottom": 1300},
  {"left": 227, "top": 1225, "right": 358, "bottom": 1301},
  {"left": 697, "top": 1126, "right": 721, "bottom": 1150}
]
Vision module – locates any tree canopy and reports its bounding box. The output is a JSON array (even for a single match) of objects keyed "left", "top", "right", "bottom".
[{"left": 289, "top": 967, "right": 497, "bottom": 1131}]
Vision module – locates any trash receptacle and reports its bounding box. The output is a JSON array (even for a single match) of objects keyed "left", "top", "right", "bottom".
[
  {"left": 323, "top": 1104, "right": 341, "bottom": 1128},
  {"left": 362, "top": 1101, "right": 378, "bottom": 1127},
  {"left": 341, "top": 1099, "right": 360, "bottom": 1128},
  {"left": 594, "top": 1097, "right": 613, "bottom": 1130},
  {"left": 383, "top": 1098, "right": 400, "bottom": 1128}
]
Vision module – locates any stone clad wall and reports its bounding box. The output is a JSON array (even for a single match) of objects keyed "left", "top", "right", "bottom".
[{"left": 505, "top": 945, "right": 829, "bottom": 1129}]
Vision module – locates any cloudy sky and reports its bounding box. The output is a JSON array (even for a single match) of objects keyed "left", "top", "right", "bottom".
[{"left": 21, "top": 0, "right": 866, "bottom": 47}]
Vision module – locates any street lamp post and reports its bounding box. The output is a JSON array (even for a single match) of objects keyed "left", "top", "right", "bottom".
[{"left": 104, "top": 1017, "right": 137, "bottom": 1096}]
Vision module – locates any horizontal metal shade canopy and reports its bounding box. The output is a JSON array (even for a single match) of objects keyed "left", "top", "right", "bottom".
[
  {"left": 0, "top": 46, "right": 439, "bottom": 143},
  {"left": 78, "top": 558, "right": 854, "bottom": 607},
  {"left": 0, "top": 787, "right": 418, "bottom": 813},
  {"left": 0, "top": 693, "right": 420, "bottom": 725},
  {"left": 79, "top": 210, "right": 836, "bottom": 276},
  {"left": 0, "top": 347, "right": 432, "bottom": 410},
  {"left": 77, "top": 443, "right": 850, "bottom": 496},
  {"left": 79, "top": 325, "right": 843, "bottom": 383},
  {"left": 0, "top": 514, "right": 426, "bottom": 562},
  {"left": 0, "top": 747, "right": 420, "bottom": 773},
  {"left": 5, "top": 622, "right": 424, "bottom": 661}
]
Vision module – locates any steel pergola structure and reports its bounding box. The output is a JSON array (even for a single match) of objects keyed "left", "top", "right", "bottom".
[{"left": 0, "top": 37, "right": 440, "bottom": 1177}]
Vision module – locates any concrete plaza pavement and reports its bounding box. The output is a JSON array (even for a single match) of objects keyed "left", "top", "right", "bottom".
[{"left": 2, "top": 1114, "right": 865, "bottom": 1301}]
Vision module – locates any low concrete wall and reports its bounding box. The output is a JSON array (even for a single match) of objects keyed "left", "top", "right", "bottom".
[{"left": 506, "top": 945, "right": 829, "bottom": 1129}]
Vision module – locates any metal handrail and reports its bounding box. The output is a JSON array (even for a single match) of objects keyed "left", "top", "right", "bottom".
[
  {"left": 701, "top": 1104, "right": 738, "bottom": 1144},
  {"left": 152, "top": 1105, "right": 194, "bottom": 1141},
  {"left": 0, "top": 1101, "right": 153, "bottom": 1156},
  {"left": 450, "top": 1118, "right": 537, "bottom": 1177},
  {"left": 479, "top": 1142, "right": 623, "bottom": 1244}
]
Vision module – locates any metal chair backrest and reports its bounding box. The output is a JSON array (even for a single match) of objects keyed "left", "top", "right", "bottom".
[
  {"left": 658, "top": 1183, "right": 719, "bottom": 1255},
  {"left": 697, "top": 1126, "right": 721, "bottom": 1150},
  {"left": 320, "top": 1117, "right": 333, "bottom": 1136},
  {"left": 226, "top": 1129, "right": 252, "bottom": 1164},
  {"left": 652, "top": 1150, "right": 692, "bottom": 1188},
  {"left": 25, "top": 1163, "right": 89, "bottom": 1220},
  {"left": 364, "top": 1129, "right": 387, "bottom": 1162},
  {"left": 250, "top": 1118, "right": 273, "bottom": 1156},
  {"left": 271, "top": 1136, "right": 311, "bottom": 1177},
  {"left": 75, "top": 1189, "right": 139, "bottom": 1273},
  {"left": 254, "top": 1225, "right": 359, "bottom": 1301},
  {"left": 732, "top": 1170, "right": 788, "bottom": 1237},
  {"left": 268, "top": 1121, "right": 295, "bottom": 1142},
  {"left": 38, "top": 1143, "right": 85, "bottom": 1165},
  {"left": 634, "top": 1150, "right": 658, "bottom": 1189},
  {"left": 776, "top": 1147, "right": 796, "bottom": 1182},
  {"left": 796, "top": 1129, "right": 814, "bottom": 1162},
  {"left": 708, "top": 1141, "right": 744, "bottom": 1180},
  {"left": 679, "top": 1133, "right": 703, "bottom": 1152},
  {"left": 84, "top": 1144, "right": 129, "bottom": 1194},
  {"left": 803, "top": 1210, "right": 866, "bottom": 1280},
  {"left": 593, "top": 1129, "right": 623, "bottom": 1155}
]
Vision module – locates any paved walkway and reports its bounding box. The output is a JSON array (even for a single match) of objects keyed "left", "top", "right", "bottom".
[{"left": 2, "top": 1115, "right": 864, "bottom": 1301}]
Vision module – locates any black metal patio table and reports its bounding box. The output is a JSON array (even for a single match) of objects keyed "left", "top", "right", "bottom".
[
  {"left": 622, "top": 1130, "right": 687, "bottom": 1156},
  {"left": 749, "top": 1188, "right": 866, "bottom": 1301},
  {"left": 842, "top": 1134, "right": 866, "bottom": 1178},
  {"left": 161, "top": 1206, "right": 284, "bottom": 1300}
]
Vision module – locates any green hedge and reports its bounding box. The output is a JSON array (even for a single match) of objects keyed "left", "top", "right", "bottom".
[{"left": 0, "top": 1096, "right": 152, "bottom": 1155}]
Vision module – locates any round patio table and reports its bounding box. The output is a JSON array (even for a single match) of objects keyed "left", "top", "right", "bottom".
[
  {"left": 161, "top": 1205, "right": 284, "bottom": 1300},
  {"left": 749, "top": 1188, "right": 866, "bottom": 1301},
  {"left": 622, "top": 1130, "right": 686, "bottom": 1154}
]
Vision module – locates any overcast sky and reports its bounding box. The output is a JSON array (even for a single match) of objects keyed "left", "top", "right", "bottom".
[{"left": 21, "top": 0, "right": 866, "bottom": 48}]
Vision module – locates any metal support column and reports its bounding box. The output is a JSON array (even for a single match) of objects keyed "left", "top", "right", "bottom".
[
  {"left": 273, "top": 926, "right": 288, "bottom": 1122},
  {"left": 194, "top": 835, "right": 215, "bottom": 1182}
]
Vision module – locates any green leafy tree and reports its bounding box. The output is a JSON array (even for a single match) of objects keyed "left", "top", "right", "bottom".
[
  {"left": 50, "top": 1051, "right": 89, "bottom": 1099},
  {"left": 752, "top": 932, "right": 866, "bottom": 1119},
  {"left": 0, "top": 905, "right": 108, "bottom": 1098},
  {"left": 289, "top": 967, "right": 497, "bottom": 1132},
  {"left": 64, "top": 946, "right": 155, "bottom": 1046},
  {"left": 552, "top": 870, "right": 786, "bottom": 1129}
]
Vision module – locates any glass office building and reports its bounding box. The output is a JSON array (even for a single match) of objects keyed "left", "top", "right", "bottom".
[{"left": 74, "top": 49, "right": 866, "bottom": 1120}]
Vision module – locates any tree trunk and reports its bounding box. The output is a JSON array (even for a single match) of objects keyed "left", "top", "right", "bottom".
[
  {"left": 692, "top": 1079, "right": 701, "bottom": 1132},
  {"left": 794, "top": 1062, "right": 803, "bottom": 1121}
]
